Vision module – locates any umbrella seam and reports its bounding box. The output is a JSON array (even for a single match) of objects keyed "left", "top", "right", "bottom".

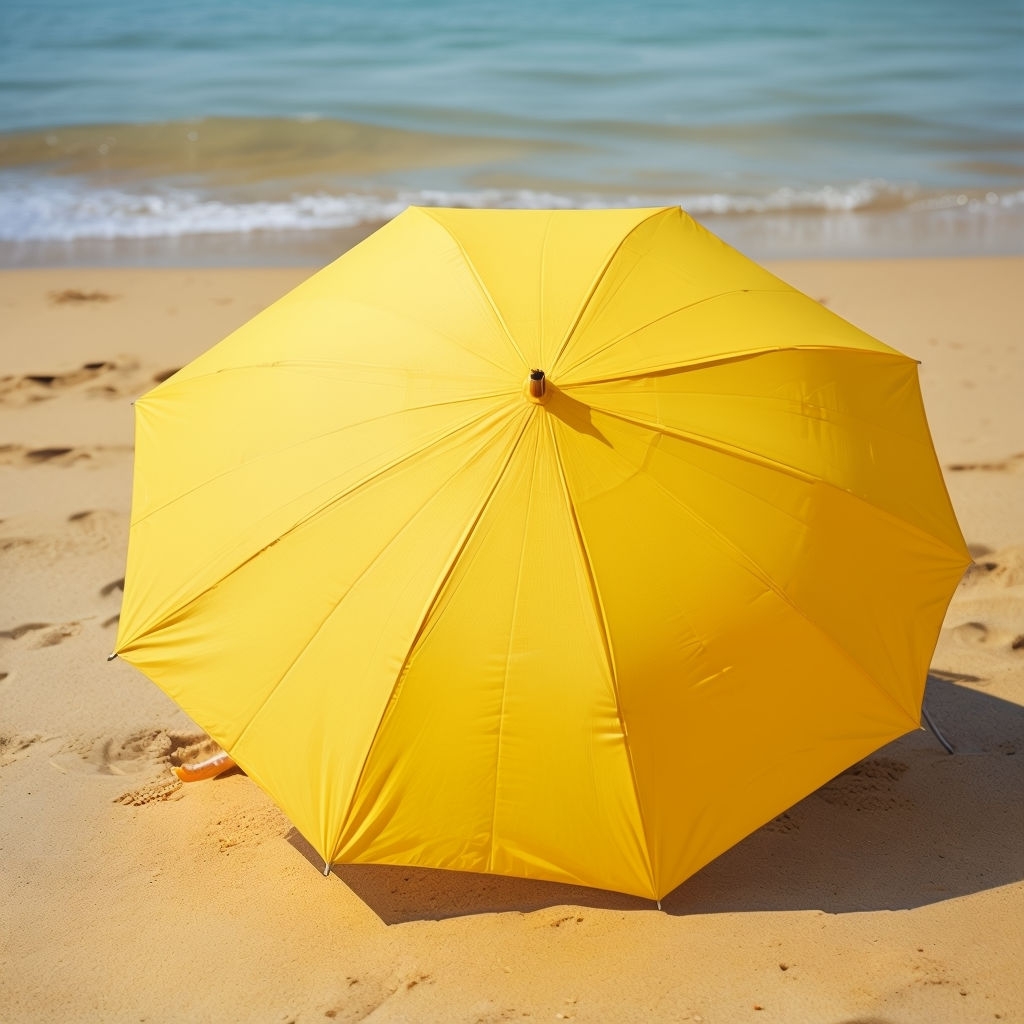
[
  {"left": 586, "top": 404, "right": 969, "bottom": 564},
  {"left": 130, "top": 388, "right": 517, "bottom": 529},
  {"left": 561, "top": 344, "right": 915, "bottom": 389},
  {"left": 556, "top": 287, "right": 792, "bottom": 381},
  {"left": 486, "top": 426, "right": 539, "bottom": 874},
  {"left": 335, "top": 409, "right": 536, "bottom": 857},
  {"left": 545, "top": 414, "right": 658, "bottom": 897},
  {"left": 615, "top": 439, "right": 950, "bottom": 727},
  {"left": 154, "top": 283, "right": 523, "bottom": 384},
  {"left": 571, "top": 375, "right": 943, "bottom": 454},
  {"left": 227, "top": 406, "right": 533, "bottom": 780},
  {"left": 547, "top": 207, "right": 672, "bottom": 375},
  {"left": 418, "top": 207, "right": 530, "bottom": 370},
  {"left": 155, "top": 359, "right": 518, "bottom": 391},
  {"left": 120, "top": 401, "right": 520, "bottom": 650}
]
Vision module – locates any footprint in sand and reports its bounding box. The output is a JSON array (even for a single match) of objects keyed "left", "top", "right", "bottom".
[
  {"left": 0, "top": 535, "right": 33, "bottom": 553},
  {"left": 320, "top": 974, "right": 413, "bottom": 1024},
  {"left": 815, "top": 757, "right": 911, "bottom": 812},
  {"left": 1, "top": 620, "right": 85, "bottom": 649},
  {"left": 958, "top": 546, "right": 1024, "bottom": 589},
  {"left": 67, "top": 508, "right": 123, "bottom": 543},
  {"left": 763, "top": 811, "right": 799, "bottom": 834},
  {"left": 35, "top": 622, "right": 82, "bottom": 647},
  {"left": 51, "top": 730, "right": 169, "bottom": 777},
  {"left": 76, "top": 506, "right": 126, "bottom": 543},
  {"left": 0, "top": 622, "right": 52, "bottom": 643},
  {"left": 948, "top": 620, "right": 1021, "bottom": 653},
  {"left": 0, "top": 733, "right": 41, "bottom": 767},
  {"left": 49, "top": 289, "right": 116, "bottom": 304},
  {"left": 950, "top": 621, "right": 992, "bottom": 646},
  {"left": 114, "top": 776, "right": 186, "bottom": 806},
  {"left": 947, "top": 452, "right": 1024, "bottom": 473},
  {"left": 1, "top": 511, "right": 124, "bottom": 564},
  {"left": 116, "top": 734, "right": 253, "bottom": 809},
  {"left": 50, "top": 728, "right": 211, "bottom": 780},
  {"left": 206, "top": 802, "right": 289, "bottom": 853},
  {"left": 0, "top": 444, "right": 133, "bottom": 468},
  {"left": 0, "top": 620, "right": 84, "bottom": 650},
  {"left": 0, "top": 352, "right": 160, "bottom": 407},
  {"left": 0, "top": 445, "right": 73, "bottom": 464},
  {"left": 0, "top": 362, "right": 115, "bottom": 406}
]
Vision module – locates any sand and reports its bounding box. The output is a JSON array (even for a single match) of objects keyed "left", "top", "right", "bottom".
[{"left": 1, "top": 258, "right": 1022, "bottom": 1024}]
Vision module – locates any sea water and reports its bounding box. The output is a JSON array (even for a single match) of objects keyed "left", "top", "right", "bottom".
[{"left": 0, "top": 0, "right": 1021, "bottom": 263}]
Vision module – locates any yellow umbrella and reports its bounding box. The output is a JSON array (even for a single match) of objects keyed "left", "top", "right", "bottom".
[{"left": 114, "top": 206, "right": 969, "bottom": 901}]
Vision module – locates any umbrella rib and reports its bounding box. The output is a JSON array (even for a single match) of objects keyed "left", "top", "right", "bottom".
[
  {"left": 628, "top": 461, "right": 927, "bottom": 727},
  {"left": 229, "top": 406, "right": 534, "bottom": 763},
  {"left": 486, "top": 430, "right": 540, "bottom": 874},
  {"left": 130, "top": 388, "right": 515, "bottom": 529},
  {"left": 547, "top": 207, "right": 670, "bottom": 374},
  {"left": 586, "top": 404, "right": 968, "bottom": 561},
  {"left": 159, "top": 282, "right": 523, "bottom": 382},
  {"left": 569, "top": 346, "right": 913, "bottom": 389},
  {"left": 419, "top": 208, "right": 530, "bottom": 370},
  {"left": 563, "top": 344, "right": 914, "bottom": 390},
  {"left": 158, "top": 358, "right": 516, "bottom": 390},
  {"left": 122, "top": 401, "right": 520, "bottom": 649},
  {"left": 555, "top": 288, "right": 791, "bottom": 382},
  {"left": 545, "top": 415, "right": 658, "bottom": 894},
  {"left": 582, "top": 378, "right": 938, "bottom": 450},
  {"left": 337, "top": 409, "right": 537, "bottom": 848}
]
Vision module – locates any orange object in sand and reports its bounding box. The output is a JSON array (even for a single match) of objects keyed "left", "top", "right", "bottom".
[{"left": 173, "top": 752, "right": 236, "bottom": 782}]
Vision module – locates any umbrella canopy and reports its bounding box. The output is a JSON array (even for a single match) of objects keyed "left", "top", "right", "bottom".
[{"left": 115, "top": 206, "right": 969, "bottom": 900}]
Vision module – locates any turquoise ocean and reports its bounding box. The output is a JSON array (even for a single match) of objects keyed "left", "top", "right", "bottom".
[{"left": 1, "top": 0, "right": 1021, "bottom": 264}]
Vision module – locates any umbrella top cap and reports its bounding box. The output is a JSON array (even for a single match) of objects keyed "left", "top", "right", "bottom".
[{"left": 527, "top": 369, "right": 549, "bottom": 405}]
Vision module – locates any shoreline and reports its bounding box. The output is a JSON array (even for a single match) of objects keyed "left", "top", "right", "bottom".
[
  {"left": 2, "top": 256, "right": 1022, "bottom": 1022},
  {"left": 3, "top": 204, "right": 1023, "bottom": 269}
]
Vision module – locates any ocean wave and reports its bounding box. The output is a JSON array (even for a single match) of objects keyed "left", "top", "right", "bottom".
[
  {"left": 1, "top": 175, "right": 1021, "bottom": 244},
  {"left": 0, "top": 180, "right": 408, "bottom": 241}
]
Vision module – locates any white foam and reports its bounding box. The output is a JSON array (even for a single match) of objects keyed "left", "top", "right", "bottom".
[
  {"left": 0, "top": 178, "right": 601, "bottom": 242},
  {"left": 0, "top": 178, "right": 407, "bottom": 241},
  {"left": 909, "top": 189, "right": 1024, "bottom": 212},
  {"left": 1, "top": 174, "right": 1020, "bottom": 244}
]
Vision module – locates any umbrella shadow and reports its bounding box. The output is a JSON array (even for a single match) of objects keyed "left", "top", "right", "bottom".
[
  {"left": 546, "top": 387, "right": 613, "bottom": 447},
  {"left": 286, "top": 831, "right": 653, "bottom": 920},
  {"left": 664, "top": 675, "right": 1023, "bottom": 915},
  {"left": 287, "top": 677, "right": 1022, "bottom": 924}
]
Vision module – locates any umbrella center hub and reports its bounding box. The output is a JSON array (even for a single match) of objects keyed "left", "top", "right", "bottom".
[{"left": 527, "top": 369, "right": 549, "bottom": 405}]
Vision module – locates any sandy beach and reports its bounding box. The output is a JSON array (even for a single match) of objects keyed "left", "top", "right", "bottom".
[{"left": 2, "top": 257, "right": 1022, "bottom": 1023}]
